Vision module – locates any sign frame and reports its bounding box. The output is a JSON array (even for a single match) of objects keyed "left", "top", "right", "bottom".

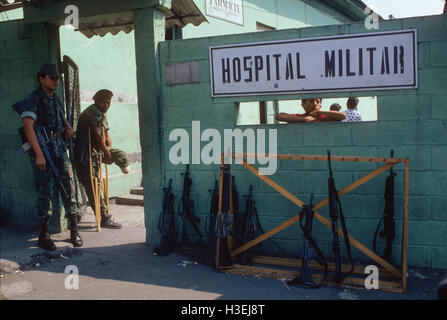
[
  {"left": 209, "top": 29, "right": 418, "bottom": 98},
  {"left": 205, "top": 0, "right": 244, "bottom": 26}
]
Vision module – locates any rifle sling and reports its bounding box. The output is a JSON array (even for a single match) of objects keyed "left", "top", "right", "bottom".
[
  {"left": 253, "top": 206, "right": 281, "bottom": 255},
  {"left": 187, "top": 213, "right": 203, "bottom": 242},
  {"left": 373, "top": 212, "right": 385, "bottom": 254}
]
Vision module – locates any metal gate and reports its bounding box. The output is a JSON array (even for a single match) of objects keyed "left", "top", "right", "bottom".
[{"left": 61, "top": 55, "right": 88, "bottom": 217}]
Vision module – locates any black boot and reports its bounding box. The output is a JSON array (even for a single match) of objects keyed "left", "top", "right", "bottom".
[
  {"left": 69, "top": 216, "right": 83, "bottom": 247},
  {"left": 38, "top": 224, "right": 57, "bottom": 251}
]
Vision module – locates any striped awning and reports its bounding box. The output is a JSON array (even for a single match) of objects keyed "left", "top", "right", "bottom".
[
  {"left": 75, "top": 0, "right": 207, "bottom": 38},
  {"left": 0, "top": 0, "right": 208, "bottom": 38}
]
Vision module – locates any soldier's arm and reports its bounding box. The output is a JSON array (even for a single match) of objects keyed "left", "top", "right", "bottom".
[
  {"left": 312, "top": 111, "right": 346, "bottom": 122},
  {"left": 105, "top": 130, "right": 112, "bottom": 147},
  {"left": 90, "top": 125, "right": 111, "bottom": 162},
  {"left": 276, "top": 113, "right": 315, "bottom": 123},
  {"left": 62, "top": 118, "right": 74, "bottom": 140},
  {"left": 22, "top": 117, "right": 46, "bottom": 171}
]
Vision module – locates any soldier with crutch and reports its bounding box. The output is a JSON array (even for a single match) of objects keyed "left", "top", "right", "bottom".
[{"left": 74, "top": 89, "right": 130, "bottom": 230}]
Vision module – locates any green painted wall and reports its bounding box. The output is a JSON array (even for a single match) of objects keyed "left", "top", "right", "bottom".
[
  {"left": 58, "top": 28, "right": 142, "bottom": 199},
  {"left": 0, "top": 8, "right": 23, "bottom": 22},
  {"left": 156, "top": 15, "right": 447, "bottom": 269},
  {"left": 185, "top": 1, "right": 378, "bottom": 126},
  {"left": 60, "top": 30, "right": 138, "bottom": 98},
  {"left": 55, "top": 0, "right": 357, "bottom": 197},
  {"left": 183, "top": 0, "right": 342, "bottom": 38}
]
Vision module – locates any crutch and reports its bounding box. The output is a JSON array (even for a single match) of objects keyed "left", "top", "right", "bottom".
[
  {"left": 88, "top": 127, "right": 102, "bottom": 232},
  {"left": 102, "top": 129, "right": 109, "bottom": 216},
  {"left": 103, "top": 164, "right": 109, "bottom": 215}
]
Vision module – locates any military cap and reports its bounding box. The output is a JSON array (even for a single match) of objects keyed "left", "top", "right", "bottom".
[
  {"left": 93, "top": 89, "right": 114, "bottom": 102},
  {"left": 39, "top": 64, "right": 60, "bottom": 78}
]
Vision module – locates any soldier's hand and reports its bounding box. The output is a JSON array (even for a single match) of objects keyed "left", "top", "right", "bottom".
[
  {"left": 103, "top": 149, "right": 112, "bottom": 164},
  {"left": 63, "top": 126, "right": 74, "bottom": 140},
  {"left": 36, "top": 154, "right": 46, "bottom": 171}
]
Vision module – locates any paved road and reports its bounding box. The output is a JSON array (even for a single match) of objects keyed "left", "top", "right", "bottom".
[{"left": 0, "top": 203, "right": 443, "bottom": 300}]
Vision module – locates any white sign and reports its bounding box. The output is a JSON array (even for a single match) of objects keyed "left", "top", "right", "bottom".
[
  {"left": 210, "top": 30, "right": 418, "bottom": 97},
  {"left": 205, "top": 0, "right": 244, "bottom": 26}
]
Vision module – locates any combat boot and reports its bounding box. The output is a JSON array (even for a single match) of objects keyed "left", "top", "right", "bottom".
[
  {"left": 38, "top": 224, "right": 57, "bottom": 251},
  {"left": 69, "top": 216, "right": 83, "bottom": 247}
]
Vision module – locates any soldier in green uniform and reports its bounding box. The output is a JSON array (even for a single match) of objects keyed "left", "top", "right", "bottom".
[
  {"left": 74, "top": 89, "right": 130, "bottom": 229},
  {"left": 21, "top": 64, "right": 83, "bottom": 250}
]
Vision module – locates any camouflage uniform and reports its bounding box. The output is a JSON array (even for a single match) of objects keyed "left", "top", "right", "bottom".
[{"left": 21, "top": 87, "right": 79, "bottom": 226}]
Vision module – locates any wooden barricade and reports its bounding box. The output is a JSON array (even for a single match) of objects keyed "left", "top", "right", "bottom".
[{"left": 215, "top": 152, "right": 409, "bottom": 294}]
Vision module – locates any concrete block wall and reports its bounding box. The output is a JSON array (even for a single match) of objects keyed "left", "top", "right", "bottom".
[
  {"left": 0, "top": 20, "right": 66, "bottom": 231},
  {"left": 157, "top": 15, "right": 447, "bottom": 269}
]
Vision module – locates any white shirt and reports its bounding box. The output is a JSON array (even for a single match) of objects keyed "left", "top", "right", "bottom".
[{"left": 342, "top": 109, "right": 363, "bottom": 122}]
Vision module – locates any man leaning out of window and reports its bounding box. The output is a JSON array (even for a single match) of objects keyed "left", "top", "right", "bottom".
[{"left": 276, "top": 98, "right": 346, "bottom": 123}]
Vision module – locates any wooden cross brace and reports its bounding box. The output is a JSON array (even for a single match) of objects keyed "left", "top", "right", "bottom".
[{"left": 218, "top": 153, "right": 409, "bottom": 293}]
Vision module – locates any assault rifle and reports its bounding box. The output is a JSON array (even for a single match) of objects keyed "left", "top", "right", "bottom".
[
  {"left": 206, "top": 180, "right": 219, "bottom": 260},
  {"left": 231, "top": 176, "right": 243, "bottom": 247},
  {"left": 373, "top": 150, "right": 396, "bottom": 264},
  {"left": 288, "top": 195, "right": 328, "bottom": 288},
  {"left": 239, "top": 186, "right": 281, "bottom": 264},
  {"left": 327, "top": 150, "right": 354, "bottom": 283},
  {"left": 241, "top": 186, "right": 256, "bottom": 265},
  {"left": 215, "top": 164, "right": 233, "bottom": 269},
  {"left": 179, "top": 165, "right": 203, "bottom": 247},
  {"left": 13, "top": 100, "right": 70, "bottom": 199},
  {"left": 154, "top": 179, "right": 177, "bottom": 256}
]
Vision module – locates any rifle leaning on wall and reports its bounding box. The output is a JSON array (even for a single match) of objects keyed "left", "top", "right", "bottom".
[
  {"left": 215, "top": 163, "right": 234, "bottom": 269},
  {"left": 231, "top": 176, "right": 243, "bottom": 247},
  {"left": 240, "top": 186, "right": 256, "bottom": 265},
  {"left": 288, "top": 194, "right": 328, "bottom": 288},
  {"left": 327, "top": 150, "right": 354, "bottom": 283},
  {"left": 239, "top": 186, "right": 281, "bottom": 264},
  {"left": 206, "top": 180, "right": 219, "bottom": 261},
  {"left": 154, "top": 179, "right": 177, "bottom": 256},
  {"left": 13, "top": 100, "right": 70, "bottom": 200},
  {"left": 179, "top": 165, "right": 203, "bottom": 247},
  {"left": 373, "top": 150, "right": 396, "bottom": 264}
]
